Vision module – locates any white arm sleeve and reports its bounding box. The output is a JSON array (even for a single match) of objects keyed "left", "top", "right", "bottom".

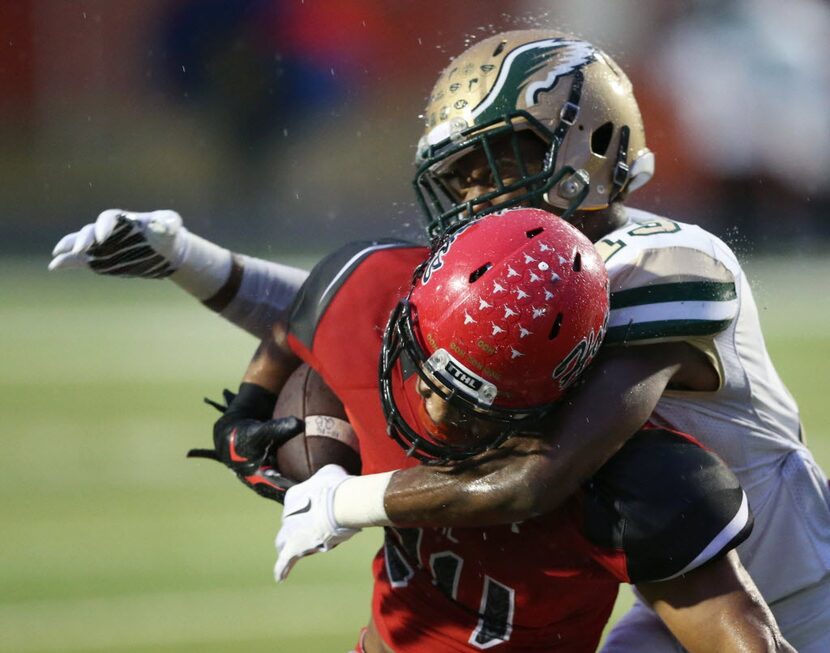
[
  {"left": 218, "top": 255, "right": 309, "bottom": 339},
  {"left": 168, "top": 230, "right": 234, "bottom": 299}
]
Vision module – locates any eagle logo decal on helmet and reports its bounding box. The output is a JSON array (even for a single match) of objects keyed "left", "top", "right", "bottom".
[{"left": 473, "top": 38, "right": 598, "bottom": 125}]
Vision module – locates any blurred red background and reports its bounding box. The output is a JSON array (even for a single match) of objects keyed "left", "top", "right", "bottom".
[{"left": 2, "top": 0, "right": 828, "bottom": 256}]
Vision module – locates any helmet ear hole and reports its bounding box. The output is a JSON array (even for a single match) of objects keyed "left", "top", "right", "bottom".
[
  {"left": 590, "top": 121, "right": 614, "bottom": 156},
  {"left": 469, "top": 262, "right": 493, "bottom": 283},
  {"left": 573, "top": 252, "right": 582, "bottom": 272},
  {"left": 526, "top": 227, "right": 544, "bottom": 238},
  {"left": 548, "top": 313, "right": 564, "bottom": 340}
]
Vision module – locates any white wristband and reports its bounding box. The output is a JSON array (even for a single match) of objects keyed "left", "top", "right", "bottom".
[
  {"left": 169, "top": 229, "right": 233, "bottom": 300},
  {"left": 332, "top": 471, "right": 395, "bottom": 528}
]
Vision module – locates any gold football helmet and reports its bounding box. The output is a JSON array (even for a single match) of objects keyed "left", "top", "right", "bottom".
[{"left": 414, "top": 30, "right": 654, "bottom": 237}]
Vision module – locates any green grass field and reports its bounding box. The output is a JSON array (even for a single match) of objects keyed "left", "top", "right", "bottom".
[{"left": 2, "top": 255, "right": 828, "bottom": 652}]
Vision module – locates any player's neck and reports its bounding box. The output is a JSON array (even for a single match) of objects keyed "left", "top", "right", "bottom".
[{"left": 567, "top": 202, "right": 627, "bottom": 243}]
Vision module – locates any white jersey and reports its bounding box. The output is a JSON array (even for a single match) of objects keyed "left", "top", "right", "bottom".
[{"left": 598, "top": 207, "right": 830, "bottom": 603}]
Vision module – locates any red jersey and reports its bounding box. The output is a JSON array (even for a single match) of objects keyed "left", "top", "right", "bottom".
[{"left": 286, "top": 240, "right": 753, "bottom": 652}]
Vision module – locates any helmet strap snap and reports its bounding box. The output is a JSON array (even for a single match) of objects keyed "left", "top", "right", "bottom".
[{"left": 556, "top": 169, "right": 590, "bottom": 201}]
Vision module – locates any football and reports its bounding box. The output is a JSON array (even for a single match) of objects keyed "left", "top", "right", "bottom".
[{"left": 272, "top": 363, "right": 361, "bottom": 481}]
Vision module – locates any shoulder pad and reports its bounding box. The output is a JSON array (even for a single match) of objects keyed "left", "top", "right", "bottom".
[
  {"left": 288, "top": 239, "right": 417, "bottom": 350},
  {"left": 595, "top": 216, "right": 738, "bottom": 345},
  {"left": 583, "top": 428, "right": 753, "bottom": 583}
]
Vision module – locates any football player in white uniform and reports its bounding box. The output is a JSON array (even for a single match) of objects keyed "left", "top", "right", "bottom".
[{"left": 51, "top": 30, "right": 830, "bottom": 652}]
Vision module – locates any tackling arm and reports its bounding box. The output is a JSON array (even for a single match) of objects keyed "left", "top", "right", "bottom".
[
  {"left": 637, "top": 551, "right": 794, "bottom": 653},
  {"left": 374, "top": 341, "right": 717, "bottom": 527},
  {"left": 275, "top": 341, "right": 726, "bottom": 577}
]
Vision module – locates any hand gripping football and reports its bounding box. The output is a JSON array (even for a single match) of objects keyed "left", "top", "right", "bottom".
[{"left": 273, "top": 364, "right": 361, "bottom": 481}]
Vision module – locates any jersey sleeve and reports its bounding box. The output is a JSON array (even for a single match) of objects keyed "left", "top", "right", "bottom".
[
  {"left": 581, "top": 427, "right": 754, "bottom": 584},
  {"left": 596, "top": 216, "right": 738, "bottom": 348},
  {"left": 287, "top": 239, "right": 417, "bottom": 351}
]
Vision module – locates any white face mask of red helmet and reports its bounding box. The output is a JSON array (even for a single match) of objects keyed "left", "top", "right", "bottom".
[{"left": 380, "top": 207, "right": 609, "bottom": 463}]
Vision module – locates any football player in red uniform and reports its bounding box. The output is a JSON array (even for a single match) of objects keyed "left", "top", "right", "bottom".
[{"left": 265, "top": 208, "right": 785, "bottom": 652}]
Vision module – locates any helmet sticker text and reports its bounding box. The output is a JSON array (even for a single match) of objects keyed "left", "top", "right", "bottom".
[
  {"left": 421, "top": 219, "right": 479, "bottom": 285},
  {"left": 552, "top": 315, "right": 608, "bottom": 390}
]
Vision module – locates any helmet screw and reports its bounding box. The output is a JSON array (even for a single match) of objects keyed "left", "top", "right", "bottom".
[
  {"left": 481, "top": 385, "right": 497, "bottom": 403},
  {"left": 449, "top": 117, "right": 469, "bottom": 140},
  {"left": 430, "top": 349, "right": 450, "bottom": 370},
  {"left": 558, "top": 170, "right": 590, "bottom": 199}
]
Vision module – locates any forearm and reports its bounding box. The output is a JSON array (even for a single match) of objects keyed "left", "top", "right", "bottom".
[
  {"left": 655, "top": 593, "right": 788, "bottom": 653},
  {"left": 201, "top": 254, "right": 308, "bottom": 340},
  {"left": 157, "top": 216, "right": 308, "bottom": 339},
  {"left": 382, "top": 430, "right": 626, "bottom": 527},
  {"left": 639, "top": 552, "right": 794, "bottom": 653},
  {"left": 384, "top": 443, "right": 557, "bottom": 527},
  {"left": 241, "top": 327, "right": 302, "bottom": 395},
  {"left": 168, "top": 230, "right": 234, "bottom": 300}
]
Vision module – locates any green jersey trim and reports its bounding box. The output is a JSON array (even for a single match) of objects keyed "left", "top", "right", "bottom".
[
  {"left": 610, "top": 281, "right": 737, "bottom": 310},
  {"left": 606, "top": 318, "right": 734, "bottom": 344}
]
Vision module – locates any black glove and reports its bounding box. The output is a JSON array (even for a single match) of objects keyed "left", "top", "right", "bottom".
[
  {"left": 231, "top": 464, "right": 296, "bottom": 504},
  {"left": 188, "top": 383, "right": 303, "bottom": 503}
]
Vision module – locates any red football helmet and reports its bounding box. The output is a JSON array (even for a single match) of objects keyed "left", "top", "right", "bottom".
[{"left": 380, "top": 207, "right": 609, "bottom": 462}]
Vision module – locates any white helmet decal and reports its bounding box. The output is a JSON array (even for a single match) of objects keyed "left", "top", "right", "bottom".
[{"left": 472, "top": 38, "right": 598, "bottom": 124}]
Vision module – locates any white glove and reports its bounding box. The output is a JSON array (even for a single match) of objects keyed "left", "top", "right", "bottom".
[
  {"left": 274, "top": 464, "right": 360, "bottom": 582},
  {"left": 49, "top": 209, "right": 188, "bottom": 277}
]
